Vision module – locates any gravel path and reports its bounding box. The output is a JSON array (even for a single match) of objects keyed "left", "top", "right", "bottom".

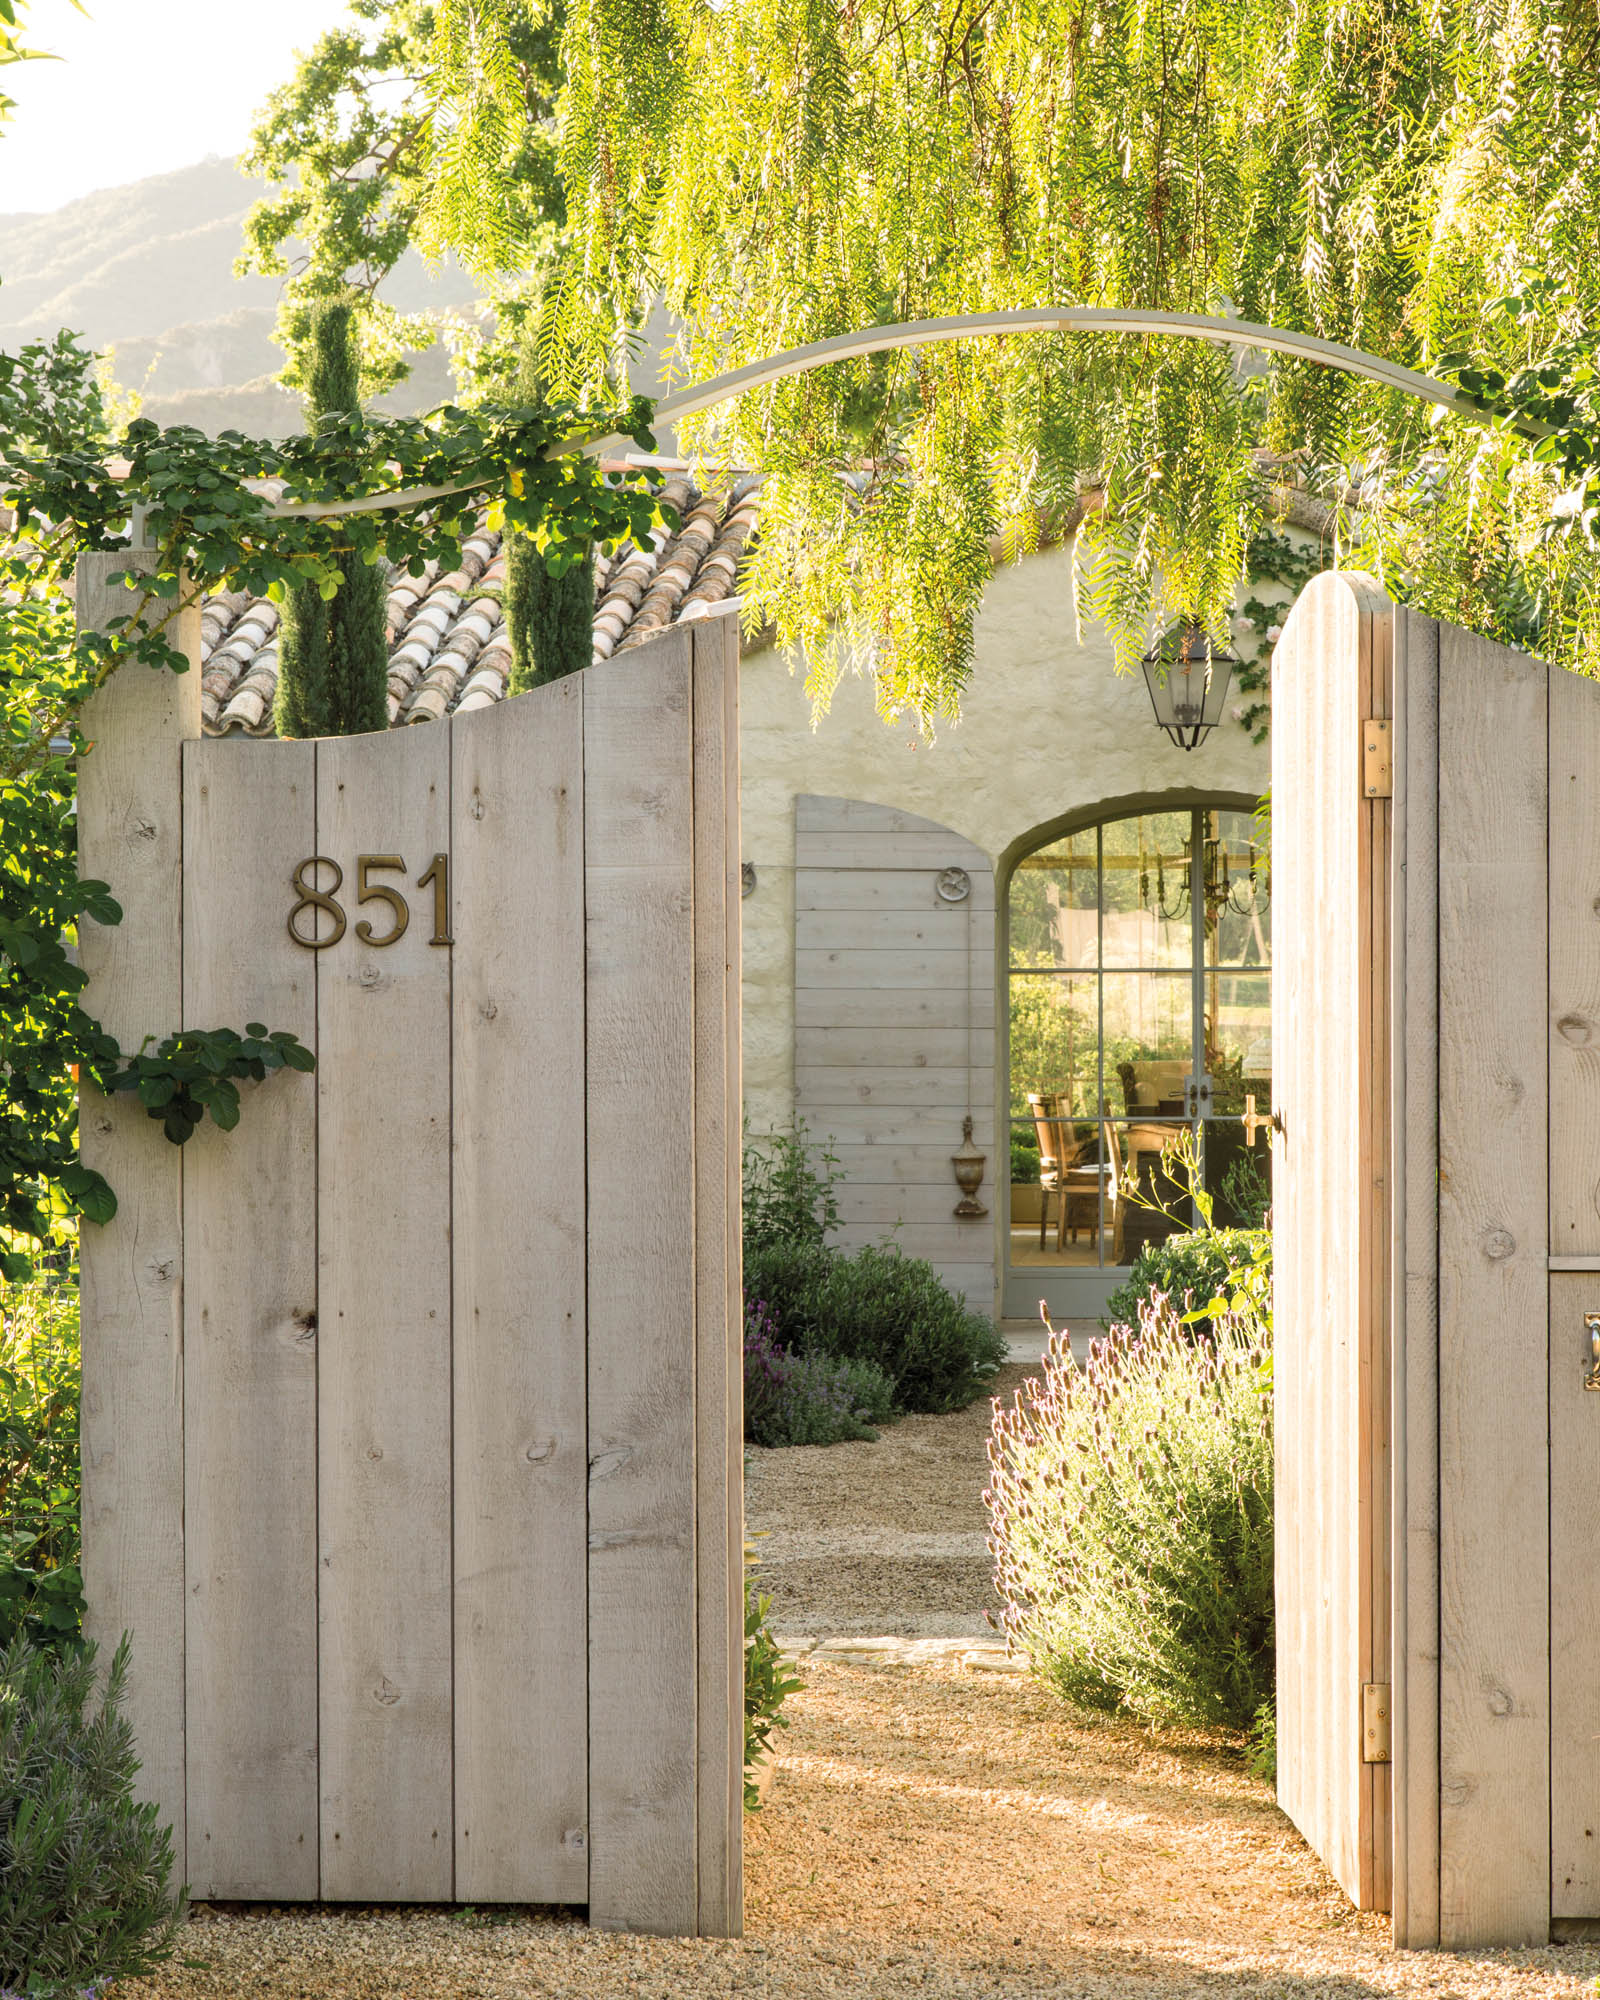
[
  {"left": 132, "top": 1659, "right": 1600, "bottom": 1998},
  {"left": 121, "top": 1362, "right": 1600, "bottom": 1997},
  {"left": 742, "top": 1365, "right": 1030, "bottom": 1637}
]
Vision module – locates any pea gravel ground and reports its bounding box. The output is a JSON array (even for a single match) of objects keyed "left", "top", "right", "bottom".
[{"left": 122, "top": 1364, "right": 1600, "bottom": 2000}]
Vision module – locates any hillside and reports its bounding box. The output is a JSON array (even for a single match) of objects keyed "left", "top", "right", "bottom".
[{"left": 0, "top": 157, "right": 481, "bottom": 434}]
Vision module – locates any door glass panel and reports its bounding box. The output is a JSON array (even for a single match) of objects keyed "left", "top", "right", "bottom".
[
  {"left": 1008, "top": 973, "right": 1098, "bottom": 1116},
  {"left": 1101, "top": 811, "right": 1193, "bottom": 970},
  {"left": 1102, "top": 971, "right": 1191, "bottom": 1118},
  {"left": 1009, "top": 827, "right": 1098, "bottom": 968},
  {"left": 1203, "top": 808, "right": 1271, "bottom": 969},
  {"left": 1006, "top": 802, "right": 1272, "bottom": 1283}
]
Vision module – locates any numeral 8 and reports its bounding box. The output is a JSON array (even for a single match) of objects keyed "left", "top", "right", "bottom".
[{"left": 288, "top": 857, "right": 347, "bottom": 949}]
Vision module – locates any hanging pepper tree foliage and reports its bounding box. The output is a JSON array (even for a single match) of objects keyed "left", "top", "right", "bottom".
[
  {"left": 236, "top": 0, "right": 567, "bottom": 399},
  {"left": 391, "top": 0, "right": 1600, "bottom": 725},
  {"left": 0, "top": 328, "right": 664, "bottom": 1273}
]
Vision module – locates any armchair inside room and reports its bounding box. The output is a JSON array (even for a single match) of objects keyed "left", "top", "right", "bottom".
[
  {"left": 1025, "top": 1090, "right": 1081, "bottom": 1250},
  {"left": 1027, "top": 1091, "right": 1124, "bottom": 1258},
  {"left": 1058, "top": 1098, "right": 1124, "bottom": 1260},
  {"left": 1117, "top": 1057, "right": 1188, "bottom": 1116}
]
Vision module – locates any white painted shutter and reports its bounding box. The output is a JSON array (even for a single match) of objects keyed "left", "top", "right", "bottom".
[{"left": 793, "top": 794, "right": 996, "bottom": 1308}]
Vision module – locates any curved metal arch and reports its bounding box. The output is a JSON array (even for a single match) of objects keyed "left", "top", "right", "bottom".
[{"left": 267, "top": 305, "right": 1531, "bottom": 522}]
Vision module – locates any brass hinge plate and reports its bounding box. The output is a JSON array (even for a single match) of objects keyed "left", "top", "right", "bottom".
[
  {"left": 1363, "top": 719, "right": 1393, "bottom": 799},
  {"left": 1362, "top": 1682, "right": 1392, "bottom": 1764}
]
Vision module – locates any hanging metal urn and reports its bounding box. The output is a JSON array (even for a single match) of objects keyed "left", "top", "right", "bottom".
[{"left": 951, "top": 1114, "right": 988, "bottom": 1218}]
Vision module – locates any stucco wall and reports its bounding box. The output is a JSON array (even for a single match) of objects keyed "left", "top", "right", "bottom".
[{"left": 738, "top": 540, "right": 1274, "bottom": 1137}]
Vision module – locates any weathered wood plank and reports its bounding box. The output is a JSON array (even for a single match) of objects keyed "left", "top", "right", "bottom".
[
  {"left": 587, "top": 634, "right": 700, "bottom": 1935},
  {"left": 795, "top": 908, "right": 987, "bottom": 952},
  {"left": 451, "top": 684, "right": 588, "bottom": 1903},
  {"left": 692, "top": 619, "right": 743, "bottom": 1937},
  {"left": 797, "top": 868, "right": 996, "bottom": 913},
  {"left": 794, "top": 1064, "right": 977, "bottom": 1107},
  {"left": 794, "top": 833, "right": 994, "bottom": 872},
  {"left": 317, "top": 725, "right": 453, "bottom": 1901},
  {"left": 1392, "top": 609, "right": 1441, "bottom": 1949},
  {"left": 182, "top": 739, "right": 318, "bottom": 1899},
  {"left": 1361, "top": 586, "right": 1394, "bottom": 1917},
  {"left": 795, "top": 1027, "right": 995, "bottom": 1070},
  {"left": 1436, "top": 625, "right": 1548, "bottom": 1947},
  {"left": 824, "top": 1143, "right": 1003, "bottom": 1185},
  {"left": 837, "top": 1182, "right": 996, "bottom": 1226},
  {"left": 795, "top": 988, "right": 995, "bottom": 1030},
  {"left": 831, "top": 1222, "right": 996, "bottom": 1259},
  {"left": 1271, "top": 571, "right": 1376, "bottom": 1910},
  {"left": 796, "top": 796, "right": 973, "bottom": 838},
  {"left": 779, "top": 1104, "right": 994, "bottom": 1146},
  {"left": 1548, "top": 662, "right": 1600, "bottom": 1921},
  {"left": 76, "top": 554, "right": 199, "bottom": 1879},
  {"left": 796, "top": 947, "right": 974, "bottom": 987},
  {"left": 1550, "top": 1280, "right": 1600, "bottom": 1917}
]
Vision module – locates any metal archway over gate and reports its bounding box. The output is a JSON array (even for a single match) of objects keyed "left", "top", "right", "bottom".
[{"left": 75, "top": 555, "right": 743, "bottom": 1935}]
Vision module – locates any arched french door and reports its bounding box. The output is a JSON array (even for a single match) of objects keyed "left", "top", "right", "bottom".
[{"left": 1003, "top": 798, "right": 1271, "bottom": 1318}]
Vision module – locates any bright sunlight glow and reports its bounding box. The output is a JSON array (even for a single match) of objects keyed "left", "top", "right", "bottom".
[{"left": 0, "top": 0, "right": 359, "bottom": 215}]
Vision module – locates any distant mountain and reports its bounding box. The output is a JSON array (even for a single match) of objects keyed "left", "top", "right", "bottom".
[{"left": 0, "top": 157, "right": 482, "bottom": 435}]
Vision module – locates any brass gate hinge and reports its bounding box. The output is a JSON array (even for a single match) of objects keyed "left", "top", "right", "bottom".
[
  {"left": 1362, "top": 1682, "right": 1392, "bottom": 1764},
  {"left": 1363, "top": 719, "right": 1393, "bottom": 799}
]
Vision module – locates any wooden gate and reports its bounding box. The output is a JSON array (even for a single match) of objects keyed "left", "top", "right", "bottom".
[
  {"left": 1274, "top": 569, "right": 1600, "bottom": 1948},
  {"left": 74, "top": 554, "right": 743, "bottom": 1934}
]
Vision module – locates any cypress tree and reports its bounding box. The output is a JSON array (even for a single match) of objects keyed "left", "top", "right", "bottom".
[
  {"left": 274, "top": 298, "right": 390, "bottom": 738},
  {"left": 505, "top": 532, "right": 594, "bottom": 691},
  {"left": 504, "top": 347, "right": 594, "bottom": 692}
]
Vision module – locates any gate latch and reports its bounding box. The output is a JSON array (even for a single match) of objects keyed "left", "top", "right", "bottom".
[{"left": 1585, "top": 1313, "right": 1600, "bottom": 1392}]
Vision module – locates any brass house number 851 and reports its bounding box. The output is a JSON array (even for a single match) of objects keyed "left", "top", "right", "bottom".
[{"left": 288, "top": 854, "right": 452, "bottom": 950}]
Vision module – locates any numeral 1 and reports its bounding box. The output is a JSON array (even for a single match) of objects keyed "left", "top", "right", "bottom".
[{"left": 418, "top": 853, "right": 452, "bottom": 946}]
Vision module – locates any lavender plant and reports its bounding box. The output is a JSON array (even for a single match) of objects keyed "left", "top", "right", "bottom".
[{"left": 986, "top": 1292, "right": 1273, "bottom": 1731}]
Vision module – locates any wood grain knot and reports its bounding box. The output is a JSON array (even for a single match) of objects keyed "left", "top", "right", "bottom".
[
  {"left": 1558, "top": 1014, "right": 1593, "bottom": 1045},
  {"left": 1482, "top": 1228, "right": 1517, "bottom": 1262},
  {"left": 526, "top": 1439, "right": 556, "bottom": 1462},
  {"left": 372, "top": 1677, "right": 401, "bottom": 1707},
  {"left": 1486, "top": 1684, "right": 1515, "bottom": 1717}
]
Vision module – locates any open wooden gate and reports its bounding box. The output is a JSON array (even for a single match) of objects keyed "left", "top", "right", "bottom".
[
  {"left": 1275, "top": 569, "right": 1600, "bottom": 1948},
  {"left": 74, "top": 554, "right": 743, "bottom": 1935}
]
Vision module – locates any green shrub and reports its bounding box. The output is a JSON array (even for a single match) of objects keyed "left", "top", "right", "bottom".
[
  {"left": 0, "top": 1634, "right": 185, "bottom": 1995},
  {"left": 742, "top": 1120, "right": 840, "bottom": 1252},
  {"left": 1247, "top": 1695, "right": 1277, "bottom": 1784},
  {"left": 744, "top": 1548, "right": 802, "bottom": 1811},
  {"left": 987, "top": 1291, "right": 1274, "bottom": 1730},
  {"left": 1101, "top": 1226, "right": 1269, "bottom": 1332},
  {"left": 1010, "top": 1128, "right": 1040, "bottom": 1181},
  {"left": 1, "top": 1283, "right": 84, "bottom": 1654},
  {"left": 744, "top": 1299, "right": 896, "bottom": 1445},
  {"left": 745, "top": 1238, "right": 1006, "bottom": 1415}
]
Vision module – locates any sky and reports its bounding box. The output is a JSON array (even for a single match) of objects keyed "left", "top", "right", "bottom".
[{"left": 0, "top": 0, "right": 355, "bottom": 214}]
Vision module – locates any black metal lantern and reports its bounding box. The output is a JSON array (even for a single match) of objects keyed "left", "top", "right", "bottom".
[{"left": 1141, "top": 623, "right": 1237, "bottom": 751}]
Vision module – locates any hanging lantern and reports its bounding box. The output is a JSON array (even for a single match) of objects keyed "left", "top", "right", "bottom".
[{"left": 1141, "top": 623, "right": 1237, "bottom": 751}]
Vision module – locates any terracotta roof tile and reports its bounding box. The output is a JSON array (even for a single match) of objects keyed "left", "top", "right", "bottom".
[{"left": 198, "top": 474, "right": 759, "bottom": 736}]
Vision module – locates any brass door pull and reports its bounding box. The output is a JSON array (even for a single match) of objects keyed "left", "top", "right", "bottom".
[{"left": 1585, "top": 1313, "right": 1600, "bottom": 1392}]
